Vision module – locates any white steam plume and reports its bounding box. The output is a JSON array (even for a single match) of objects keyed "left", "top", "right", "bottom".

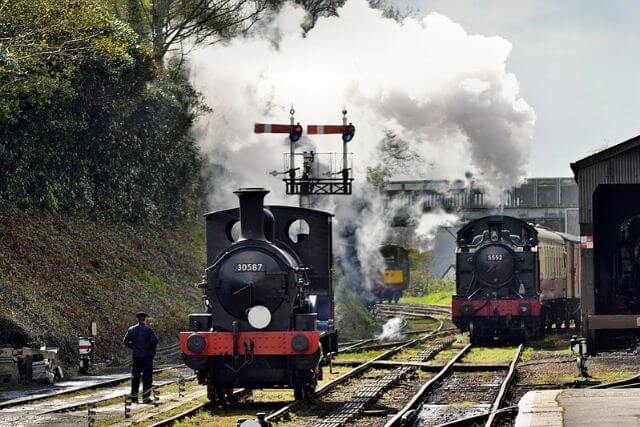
[
  {"left": 189, "top": 0, "right": 535, "bottom": 208},
  {"left": 377, "top": 317, "right": 405, "bottom": 341},
  {"left": 187, "top": 0, "right": 535, "bottom": 294}
]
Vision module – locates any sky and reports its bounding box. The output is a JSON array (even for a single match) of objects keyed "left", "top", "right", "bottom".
[{"left": 395, "top": 0, "right": 640, "bottom": 177}]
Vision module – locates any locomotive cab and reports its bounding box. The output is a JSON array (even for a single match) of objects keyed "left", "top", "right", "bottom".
[{"left": 181, "top": 188, "right": 336, "bottom": 402}]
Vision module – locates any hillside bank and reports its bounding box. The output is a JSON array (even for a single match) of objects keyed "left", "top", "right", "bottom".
[{"left": 0, "top": 208, "right": 204, "bottom": 363}]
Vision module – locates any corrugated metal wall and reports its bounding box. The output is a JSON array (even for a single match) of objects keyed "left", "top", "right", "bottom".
[{"left": 577, "top": 146, "right": 640, "bottom": 226}]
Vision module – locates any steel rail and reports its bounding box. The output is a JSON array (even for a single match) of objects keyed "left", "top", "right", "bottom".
[
  {"left": 376, "top": 303, "right": 451, "bottom": 315},
  {"left": 589, "top": 373, "right": 640, "bottom": 389},
  {"left": 314, "top": 337, "right": 457, "bottom": 427},
  {"left": 484, "top": 343, "right": 524, "bottom": 427},
  {"left": 384, "top": 343, "right": 472, "bottom": 427},
  {"left": 264, "top": 317, "right": 446, "bottom": 423},
  {"left": 337, "top": 338, "right": 377, "bottom": 353},
  {"left": 435, "top": 406, "right": 519, "bottom": 427},
  {"left": 0, "top": 364, "right": 184, "bottom": 409},
  {"left": 332, "top": 360, "right": 511, "bottom": 371},
  {"left": 41, "top": 374, "right": 198, "bottom": 414},
  {"left": 147, "top": 388, "right": 250, "bottom": 427}
]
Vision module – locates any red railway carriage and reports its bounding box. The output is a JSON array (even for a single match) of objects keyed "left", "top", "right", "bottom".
[{"left": 452, "top": 216, "right": 580, "bottom": 344}]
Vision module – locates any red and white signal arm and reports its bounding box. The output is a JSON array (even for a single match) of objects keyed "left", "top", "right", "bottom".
[
  {"left": 580, "top": 235, "right": 594, "bottom": 249},
  {"left": 254, "top": 124, "right": 292, "bottom": 134},
  {"left": 307, "top": 125, "right": 346, "bottom": 134},
  {"left": 79, "top": 338, "right": 93, "bottom": 355}
]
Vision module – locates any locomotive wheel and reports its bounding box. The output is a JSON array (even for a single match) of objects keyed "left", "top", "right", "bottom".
[
  {"left": 294, "top": 369, "right": 317, "bottom": 401},
  {"left": 206, "top": 383, "right": 217, "bottom": 404},
  {"left": 469, "top": 322, "right": 485, "bottom": 345}
]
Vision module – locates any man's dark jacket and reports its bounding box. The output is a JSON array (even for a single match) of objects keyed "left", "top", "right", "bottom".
[{"left": 123, "top": 323, "right": 158, "bottom": 358}]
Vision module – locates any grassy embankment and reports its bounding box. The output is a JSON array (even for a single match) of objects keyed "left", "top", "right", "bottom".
[
  {"left": 399, "top": 277, "right": 455, "bottom": 306},
  {"left": 0, "top": 208, "right": 205, "bottom": 362},
  {"left": 398, "top": 247, "right": 455, "bottom": 306}
]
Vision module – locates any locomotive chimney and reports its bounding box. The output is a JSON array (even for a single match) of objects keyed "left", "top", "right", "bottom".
[{"left": 234, "top": 188, "right": 269, "bottom": 241}]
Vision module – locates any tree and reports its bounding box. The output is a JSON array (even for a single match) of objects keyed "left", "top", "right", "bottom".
[
  {"left": 0, "top": 0, "right": 206, "bottom": 223},
  {"left": 109, "top": 0, "right": 271, "bottom": 64},
  {"left": 292, "top": 0, "right": 345, "bottom": 29},
  {"left": 367, "top": 130, "right": 421, "bottom": 191},
  {"left": 0, "top": 0, "right": 154, "bottom": 123}
]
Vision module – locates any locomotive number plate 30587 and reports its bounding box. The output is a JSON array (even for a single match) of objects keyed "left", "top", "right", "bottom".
[{"left": 234, "top": 263, "right": 265, "bottom": 272}]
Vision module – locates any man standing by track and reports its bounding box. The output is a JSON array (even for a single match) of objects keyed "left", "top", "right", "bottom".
[{"left": 123, "top": 311, "right": 158, "bottom": 403}]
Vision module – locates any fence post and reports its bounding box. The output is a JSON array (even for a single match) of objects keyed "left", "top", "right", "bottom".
[
  {"left": 124, "top": 394, "right": 132, "bottom": 418},
  {"left": 178, "top": 375, "right": 185, "bottom": 398},
  {"left": 87, "top": 402, "right": 96, "bottom": 427}
]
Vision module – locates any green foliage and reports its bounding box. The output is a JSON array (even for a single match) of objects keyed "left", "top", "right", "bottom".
[
  {"left": 0, "top": 0, "right": 206, "bottom": 223},
  {"left": 0, "top": 0, "right": 152, "bottom": 123},
  {"left": 136, "top": 269, "right": 167, "bottom": 298},
  {"left": 400, "top": 246, "right": 455, "bottom": 305},
  {"left": 126, "top": 0, "right": 149, "bottom": 39},
  {"left": 334, "top": 266, "right": 378, "bottom": 340}
]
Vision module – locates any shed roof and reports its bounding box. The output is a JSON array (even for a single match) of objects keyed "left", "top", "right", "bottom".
[{"left": 571, "top": 134, "right": 640, "bottom": 174}]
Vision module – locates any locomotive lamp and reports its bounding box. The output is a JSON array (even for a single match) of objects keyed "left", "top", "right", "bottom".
[
  {"left": 570, "top": 335, "right": 589, "bottom": 377},
  {"left": 247, "top": 306, "right": 271, "bottom": 330}
]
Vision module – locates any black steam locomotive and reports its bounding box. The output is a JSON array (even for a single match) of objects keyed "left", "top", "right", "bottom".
[
  {"left": 180, "top": 188, "right": 337, "bottom": 402},
  {"left": 453, "top": 216, "right": 540, "bottom": 343},
  {"left": 453, "top": 215, "right": 581, "bottom": 343}
]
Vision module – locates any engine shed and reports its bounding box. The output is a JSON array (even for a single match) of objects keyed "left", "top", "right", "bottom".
[{"left": 571, "top": 134, "right": 640, "bottom": 353}]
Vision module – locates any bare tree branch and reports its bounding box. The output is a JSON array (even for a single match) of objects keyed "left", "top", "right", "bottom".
[{"left": 149, "top": 0, "right": 268, "bottom": 64}]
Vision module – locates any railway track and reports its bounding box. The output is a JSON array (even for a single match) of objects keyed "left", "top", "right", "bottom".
[
  {"left": 142, "top": 313, "right": 450, "bottom": 427},
  {"left": 264, "top": 321, "right": 452, "bottom": 426},
  {"left": 387, "top": 343, "right": 523, "bottom": 427},
  {"left": 1, "top": 304, "right": 455, "bottom": 426},
  {"left": 0, "top": 363, "right": 184, "bottom": 410},
  {"left": 337, "top": 303, "right": 448, "bottom": 356},
  {"left": 375, "top": 303, "right": 452, "bottom": 318},
  {"left": 0, "top": 364, "right": 194, "bottom": 426}
]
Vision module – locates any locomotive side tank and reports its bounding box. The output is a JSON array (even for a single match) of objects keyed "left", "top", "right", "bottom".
[{"left": 180, "top": 188, "right": 336, "bottom": 401}]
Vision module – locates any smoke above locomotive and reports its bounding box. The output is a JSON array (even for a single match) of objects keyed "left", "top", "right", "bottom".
[
  {"left": 185, "top": 0, "right": 536, "bottom": 297},
  {"left": 189, "top": 0, "right": 536, "bottom": 205}
]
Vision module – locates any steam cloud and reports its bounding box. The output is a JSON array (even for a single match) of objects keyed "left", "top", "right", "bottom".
[
  {"left": 377, "top": 317, "right": 405, "bottom": 341},
  {"left": 190, "top": 0, "right": 535, "bottom": 205},
  {"left": 187, "top": 0, "right": 536, "bottom": 293}
]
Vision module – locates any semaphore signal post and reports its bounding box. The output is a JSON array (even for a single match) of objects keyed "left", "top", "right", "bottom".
[{"left": 254, "top": 108, "right": 355, "bottom": 208}]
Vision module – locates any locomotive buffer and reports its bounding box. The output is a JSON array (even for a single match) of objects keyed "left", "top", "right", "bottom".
[{"left": 254, "top": 108, "right": 355, "bottom": 208}]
